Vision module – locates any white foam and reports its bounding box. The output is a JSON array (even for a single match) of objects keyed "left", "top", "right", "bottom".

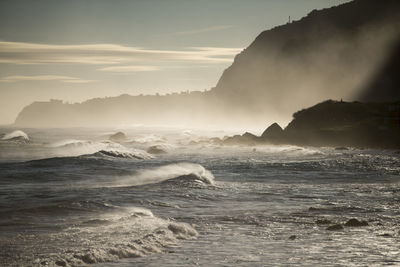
[
  {"left": 48, "top": 139, "right": 152, "bottom": 159},
  {"left": 256, "top": 145, "right": 323, "bottom": 155},
  {"left": 1, "top": 130, "right": 29, "bottom": 141},
  {"left": 94, "top": 149, "right": 152, "bottom": 160},
  {"left": 36, "top": 207, "right": 198, "bottom": 266},
  {"left": 132, "top": 134, "right": 166, "bottom": 144},
  {"left": 115, "top": 163, "right": 215, "bottom": 187}
]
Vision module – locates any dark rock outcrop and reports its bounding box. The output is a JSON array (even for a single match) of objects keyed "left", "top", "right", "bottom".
[
  {"left": 284, "top": 100, "right": 400, "bottom": 148},
  {"left": 316, "top": 219, "right": 332, "bottom": 225},
  {"left": 326, "top": 224, "right": 344, "bottom": 231},
  {"left": 344, "top": 218, "right": 368, "bottom": 227},
  {"left": 223, "top": 100, "right": 400, "bottom": 149},
  {"left": 109, "top": 132, "right": 127, "bottom": 142},
  {"left": 147, "top": 145, "right": 168, "bottom": 155},
  {"left": 261, "top": 123, "right": 283, "bottom": 141},
  {"left": 223, "top": 132, "right": 259, "bottom": 145}
]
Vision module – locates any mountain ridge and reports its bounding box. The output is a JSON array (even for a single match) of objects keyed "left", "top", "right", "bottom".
[{"left": 14, "top": 0, "right": 400, "bottom": 128}]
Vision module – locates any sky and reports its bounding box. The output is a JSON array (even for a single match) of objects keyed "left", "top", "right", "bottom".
[{"left": 0, "top": 0, "right": 351, "bottom": 124}]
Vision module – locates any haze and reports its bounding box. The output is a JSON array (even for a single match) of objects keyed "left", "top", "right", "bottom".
[{"left": 0, "top": 0, "right": 351, "bottom": 125}]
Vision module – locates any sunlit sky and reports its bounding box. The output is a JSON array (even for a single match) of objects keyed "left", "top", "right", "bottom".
[{"left": 0, "top": 0, "right": 350, "bottom": 124}]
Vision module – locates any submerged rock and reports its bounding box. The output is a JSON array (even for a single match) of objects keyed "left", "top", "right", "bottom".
[
  {"left": 326, "top": 224, "right": 343, "bottom": 231},
  {"left": 380, "top": 233, "right": 392, "bottom": 237},
  {"left": 344, "top": 218, "right": 368, "bottom": 227},
  {"left": 109, "top": 132, "right": 127, "bottom": 142},
  {"left": 147, "top": 145, "right": 168, "bottom": 154},
  {"left": 288, "top": 235, "right": 297, "bottom": 240},
  {"left": 316, "top": 219, "right": 332, "bottom": 225}
]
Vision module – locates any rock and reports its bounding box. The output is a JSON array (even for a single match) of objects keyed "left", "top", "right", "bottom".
[
  {"left": 316, "top": 219, "right": 331, "bottom": 225},
  {"left": 261, "top": 123, "right": 284, "bottom": 140},
  {"left": 380, "top": 233, "right": 392, "bottom": 237},
  {"left": 55, "top": 260, "right": 67, "bottom": 266},
  {"left": 209, "top": 137, "right": 223, "bottom": 145},
  {"left": 147, "top": 145, "right": 168, "bottom": 154},
  {"left": 335, "top": 146, "right": 349, "bottom": 150},
  {"left": 326, "top": 224, "right": 343, "bottom": 231},
  {"left": 223, "top": 132, "right": 259, "bottom": 145},
  {"left": 109, "top": 132, "right": 127, "bottom": 142},
  {"left": 242, "top": 132, "right": 257, "bottom": 139},
  {"left": 344, "top": 218, "right": 368, "bottom": 227},
  {"left": 289, "top": 235, "right": 297, "bottom": 240}
]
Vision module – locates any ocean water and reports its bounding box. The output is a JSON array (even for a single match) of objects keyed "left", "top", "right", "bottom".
[{"left": 0, "top": 127, "right": 399, "bottom": 267}]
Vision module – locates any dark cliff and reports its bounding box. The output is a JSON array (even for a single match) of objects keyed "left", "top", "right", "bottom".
[
  {"left": 224, "top": 100, "right": 400, "bottom": 149},
  {"left": 213, "top": 0, "right": 400, "bottom": 122},
  {"left": 284, "top": 100, "right": 400, "bottom": 148}
]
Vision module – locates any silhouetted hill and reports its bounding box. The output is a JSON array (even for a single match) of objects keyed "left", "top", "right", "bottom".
[
  {"left": 213, "top": 0, "right": 400, "bottom": 123},
  {"left": 224, "top": 100, "right": 400, "bottom": 149},
  {"left": 284, "top": 100, "right": 400, "bottom": 148},
  {"left": 14, "top": 92, "right": 217, "bottom": 127},
  {"left": 14, "top": 0, "right": 400, "bottom": 128}
]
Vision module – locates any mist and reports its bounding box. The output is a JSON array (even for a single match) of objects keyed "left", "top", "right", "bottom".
[{"left": 7, "top": 1, "right": 398, "bottom": 132}]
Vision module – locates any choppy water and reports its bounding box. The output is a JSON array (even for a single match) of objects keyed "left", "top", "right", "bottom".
[{"left": 0, "top": 127, "right": 399, "bottom": 266}]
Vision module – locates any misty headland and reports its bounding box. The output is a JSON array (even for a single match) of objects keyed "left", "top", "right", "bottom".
[{"left": 13, "top": 0, "right": 400, "bottom": 135}]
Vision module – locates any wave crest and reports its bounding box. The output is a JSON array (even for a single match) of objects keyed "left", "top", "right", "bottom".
[
  {"left": 1, "top": 130, "right": 29, "bottom": 143},
  {"left": 91, "top": 149, "right": 152, "bottom": 160},
  {"left": 33, "top": 207, "right": 197, "bottom": 266},
  {"left": 115, "top": 163, "right": 215, "bottom": 187},
  {"left": 47, "top": 139, "right": 152, "bottom": 159}
]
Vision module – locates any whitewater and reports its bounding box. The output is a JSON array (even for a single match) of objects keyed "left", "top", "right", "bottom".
[{"left": 0, "top": 127, "right": 399, "bottom": 266}]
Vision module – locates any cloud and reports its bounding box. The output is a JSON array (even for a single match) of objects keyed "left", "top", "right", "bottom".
[
  {"left": 99, "top": 65, "right": 160, "bottom": 72},
  {"left": 0, "top": 75, "right": 96, "bottom": 83},
  {"left": 161, "top": 25, "right": 234, "bottom": 36},
  {"left": 0, "top": 41, "right": 243, "bottom": 65}
]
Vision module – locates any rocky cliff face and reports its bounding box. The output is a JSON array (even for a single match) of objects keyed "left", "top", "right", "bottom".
[{"left": 213, "top": 0, "right": 400, "bottom": 122}]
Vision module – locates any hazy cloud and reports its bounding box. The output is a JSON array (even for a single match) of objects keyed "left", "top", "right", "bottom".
[
  {"left": 0, "top": 75, "right": 96, "bottom": 83},
  {"left": 161, "top": 25, "right": 234, "bottom": 36},
  {"left": 99, "top": 65, "right": 160, "bottom": 72},
  {"left": 0, "top": 41, "right": 242, "bottom": 65}
]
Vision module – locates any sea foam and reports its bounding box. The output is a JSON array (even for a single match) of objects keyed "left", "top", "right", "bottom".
[
  {"left": 34, "top": 207, "right": 197, "bottom": 266},
  {"left": 114, "top": 162, "right": 215, "bottom": 187},
  {"left": 1, "top": 130, "right": 29, "bottom": 142}
]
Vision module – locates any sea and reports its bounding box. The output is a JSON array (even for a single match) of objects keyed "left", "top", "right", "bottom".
[{"left": 0, "top": 126, "right": 399, "bottom": 267}]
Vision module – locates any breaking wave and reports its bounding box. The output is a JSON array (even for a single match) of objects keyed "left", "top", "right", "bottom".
[
  {"left": 131, "top": 134, "right": 166, "bottom": 144},
  {"left": 47, "top": 139, "right": 152, "bottom": 159},
  {"left": 31, "top": 207, "right": 197, "bottom": 266},
  {"left": 0, "top": 130, "right": 29, "bottom": 142},
  {"left": 90, "top": 149, "right": 152, "bottom": 160},
  {"left": 114, "top": 163, "right": 215, "bottom": 187}
]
